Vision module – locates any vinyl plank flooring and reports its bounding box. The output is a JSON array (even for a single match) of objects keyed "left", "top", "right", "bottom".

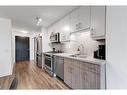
[{"left": 0, "top": 61, "right": 69, "bottom": 89}]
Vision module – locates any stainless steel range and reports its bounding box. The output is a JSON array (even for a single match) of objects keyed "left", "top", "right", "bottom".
[
  {"left": 44, "top": 51, "right": 61, "bottom": 76},
  {"left": 44, "top": 53, "right": 54, "bottom": 76}
]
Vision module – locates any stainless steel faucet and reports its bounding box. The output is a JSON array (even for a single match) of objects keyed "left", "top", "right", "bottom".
[
  {"left": 79, "top": 43, "right": 84, "bottom": 55},
  {"left": 75, "top": 43, "right": 84, "bottom": 55}
]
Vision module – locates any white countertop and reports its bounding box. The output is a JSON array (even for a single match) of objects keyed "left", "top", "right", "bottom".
[{"left": 52, "top": 53, "right": 106, "bottom": 65}]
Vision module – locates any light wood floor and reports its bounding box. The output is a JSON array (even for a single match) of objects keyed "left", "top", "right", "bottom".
[
  {"left": 0, "top": 75, "right": 15, "bottom": 89},
  {"left": 0, "top": 61, "right": 69, "bottom": 89}
]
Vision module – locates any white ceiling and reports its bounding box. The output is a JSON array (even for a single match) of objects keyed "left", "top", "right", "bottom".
[{"left": 0, "top": 6, "right": 76, "bottom": 33}]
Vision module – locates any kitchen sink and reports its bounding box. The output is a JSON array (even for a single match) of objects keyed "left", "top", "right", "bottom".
[{"left": 69, "top": 55, "right": 87, "bottom": 58}]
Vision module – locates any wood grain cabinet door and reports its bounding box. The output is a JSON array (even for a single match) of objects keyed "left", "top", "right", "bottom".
[
  {"left": 85, "top": 63, "right": 100, "bottom": 89},
  {"left": 79, "top": 62, "right": 100, "bottom": 89},
  {"left": 71, "top": 60, "right": 80, "bottom": 89},
  {"left": 64, "top": 59, "right": 101, "bottom": 89},
  {"left": 80, "top": 62, "right": 89, "bottom": 89},
  {"left": 64, "top": 58, "right": 72, "bottom": 88}
]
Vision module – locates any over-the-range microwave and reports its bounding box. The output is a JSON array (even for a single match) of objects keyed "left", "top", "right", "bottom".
[{"left": 50, "top": 32, "right": 60, "bottom": 43}]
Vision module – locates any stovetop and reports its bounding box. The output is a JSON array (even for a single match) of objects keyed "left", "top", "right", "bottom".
[{"left": 44, "top": 51, "right": 62, "bottom": 56}]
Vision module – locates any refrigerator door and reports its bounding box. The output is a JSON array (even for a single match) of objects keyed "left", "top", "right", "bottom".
[
  {"left": 34, "top": 36, "right": 42, "bottom": 68},
  {"left": 37, "top": 55, "right": 42, "bottom": 68},
  {"left": 37, "top": 36, "right": 42, "bottom": 53},
  {"left": 34, "top": 38, "right": 37, "bottom": 63}
]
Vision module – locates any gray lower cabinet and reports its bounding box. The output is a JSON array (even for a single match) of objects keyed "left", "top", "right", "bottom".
[
  {"left": 64, "top": 58, "right": 104, "bottom": 89},
  {"left": 54, "top": 56, "right": 64, "bottom": 80}
]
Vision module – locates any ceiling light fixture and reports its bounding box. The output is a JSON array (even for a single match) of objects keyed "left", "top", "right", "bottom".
[
  {"left": 36, "top": 17, "right": 42, "bottom": 26},
  {"left": 21, "top": 30, "right": 28, "bottom": 34}
]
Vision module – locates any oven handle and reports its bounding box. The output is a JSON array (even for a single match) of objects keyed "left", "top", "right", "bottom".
[
  {"left": 46, "top": 56, "right": 51, "bottom": 58},
  {"left": 45, "top": 56, "right": 52, "bottom": 59}
]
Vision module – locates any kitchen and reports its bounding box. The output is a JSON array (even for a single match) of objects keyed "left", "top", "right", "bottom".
[
  {"left": 0, "top": 6, "right": 127, "bottom": 90},
  {"left": 43, "top": 6, "right": 106, "bottom": 89}
]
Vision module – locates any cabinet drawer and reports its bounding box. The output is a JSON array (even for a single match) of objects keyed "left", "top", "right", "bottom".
[
  {"left": 64, "top": 58, "right": 71, "bottom": 63},
  {"left": 80, "top": 62, "right": 100, "bottom": 74},
  {"left": 87, "top": 64, "right": 100, "bottom": 74}
]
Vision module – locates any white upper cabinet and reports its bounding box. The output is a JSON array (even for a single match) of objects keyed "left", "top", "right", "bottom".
[
  {"left": 78, "top": 6, "right": 90, "bottom": 30},
  {"left": 59, "top": 15, "right": 71, "bottom": 42},
  {"left": 48, "top": 6, "right": 106, "bottom": 42},
  {"left": 90, "top": 6, "right": 106, "bottom": 39},
  {"left": 70, "top": 8, "right": 79, "bottom": 33},
  {"left": 70, "top": 6, "right": 90, "bottom": 33}
]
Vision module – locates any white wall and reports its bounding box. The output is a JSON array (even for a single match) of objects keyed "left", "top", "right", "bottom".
[
  {"left": 41, "top": 27, "right": 51, "bottom": 67},
  {"left": 42, "top": 27, "right": 52, "bottom": 52},
  {"left": 12, "top": 31, "right": 35, "bottom": 64},
  {"left": 0, "top": 18, "right": 12, "bottom": 77},
  {"left": 106, "top": 6, "right": 127, "bottom": 89}
]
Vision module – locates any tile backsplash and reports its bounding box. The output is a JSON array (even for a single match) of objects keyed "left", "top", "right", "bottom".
[{"left": 51, "top": 31, "right": 105, "bottom": 56}]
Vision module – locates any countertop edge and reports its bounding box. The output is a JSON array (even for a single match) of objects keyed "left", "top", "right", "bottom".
[{"left": 43, "top": 52, "right": 106, "bottom": 65}]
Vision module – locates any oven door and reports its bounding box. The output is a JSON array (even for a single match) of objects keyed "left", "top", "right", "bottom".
[{"left": 44, "top": 55, "right": 52, "bottom": 70}]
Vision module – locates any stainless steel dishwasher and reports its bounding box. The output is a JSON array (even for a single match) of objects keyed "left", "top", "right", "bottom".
[{"left": 53, "top": 56, "right": 64, "bottom": 80}]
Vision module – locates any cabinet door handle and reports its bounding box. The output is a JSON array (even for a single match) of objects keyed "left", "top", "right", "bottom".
[
  {"left": 69, "top": 67, "right": 71, "bottom": 73},
  {"left": 79, "top": 22, "right": 82, "bottom": 29},
  {"left": 70, "top": 67, "right": 72, "bottom": 73},
  {"left": 78, "top": 23, "right": 80, "bottom": 29},
  {"left": 68, "top": 68, "right": 70, "bottom": 73},
  {"left": 76, "top": 24, "right": 78, "bottom": 30},
  {"left": 70, "top": 67, "right": 73, "bottom": 73},
  {"left": 90, "top": 27, "right": 94, "bottom": 35}
]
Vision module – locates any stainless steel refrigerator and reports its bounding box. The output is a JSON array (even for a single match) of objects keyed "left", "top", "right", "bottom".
[{"left": 34, "top": 36, "right": 42, "bottom": 68}]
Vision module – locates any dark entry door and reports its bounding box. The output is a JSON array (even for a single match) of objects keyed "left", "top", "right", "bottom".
[{"left": 15, "top": 36, "right": 30, "bottom": 62}]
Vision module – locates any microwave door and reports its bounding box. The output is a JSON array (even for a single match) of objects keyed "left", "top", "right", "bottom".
[
  {"left": 55, "top": 35, "right": 58, "bottom": 41},
  {"left": 55, "top": 33, "right": 59, "bottom": 42},
  {"left": 50, "top": 33, "right": 59, "bottom": 42}
]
